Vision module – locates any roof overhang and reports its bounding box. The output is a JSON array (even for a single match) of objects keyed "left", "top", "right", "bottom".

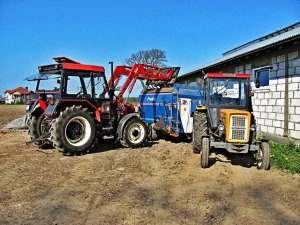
[
  {"left": 205, "top": 73, "right": 251, "bottom": 79},
  {"left": 178, "top": 23, "right": 300, "bottom": 81},
  {"left": 38, "top": 56, "right": 105, "bottom": 74}
]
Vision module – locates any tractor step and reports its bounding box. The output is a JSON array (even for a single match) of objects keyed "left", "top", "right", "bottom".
[
  {"left": 102, "top": 135, "right": 115, "bottom": 140},
  {"left": 102, "top": 127, "right": 114, "bottom": 131}
]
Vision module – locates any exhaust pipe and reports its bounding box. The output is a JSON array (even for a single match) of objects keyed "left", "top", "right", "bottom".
[{"left": 109, "top": 61, "right": 114, "bottom": 95}]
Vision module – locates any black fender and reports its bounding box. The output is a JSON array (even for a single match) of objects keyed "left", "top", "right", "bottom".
[
  {"left": 26, "top": 100, "right": 37, "bottom": 114},
  {"left": 28, "top": 101, "right": 44, "bottom": 116},
  {"left": 117, "top": 113, "right": 139, "bottom": 139},
  {"left": 44, "top": 101, "right": 60, "bottom": 116}
]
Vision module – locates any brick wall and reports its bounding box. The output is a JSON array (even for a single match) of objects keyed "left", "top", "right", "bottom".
[{"left": 250, "top": 51, "right": 300, "bottom": 140}]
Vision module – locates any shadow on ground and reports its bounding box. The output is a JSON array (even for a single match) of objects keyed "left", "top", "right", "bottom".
[{"left": 208, "top": 149, "right": 257, "bottom": 168}]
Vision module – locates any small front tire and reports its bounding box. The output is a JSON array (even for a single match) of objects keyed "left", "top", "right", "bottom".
[
  {"left": 257, "top": 142, "right": 270, "bottom": 170},
  {"left": 123, "top": 118, "right": 147, "bottom": 148}
]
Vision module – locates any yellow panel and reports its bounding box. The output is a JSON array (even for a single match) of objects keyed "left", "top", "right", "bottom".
[
  {"left": 219, "top": 109, "right": 251, "bottom": 143},
  {"left": 196, "top": 105, "right": 207, "bottom": 111}
]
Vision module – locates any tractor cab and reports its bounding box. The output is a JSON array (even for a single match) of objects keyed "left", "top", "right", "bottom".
[
  {"left": 25, "top": 57, "right": 110, "bottom": 113},
  {"left": 203, "top": 73, "right": 251, "bottom": 129}
]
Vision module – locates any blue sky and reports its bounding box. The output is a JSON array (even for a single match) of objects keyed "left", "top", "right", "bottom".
[{"left": 0, "top": 0, "right": 299, "bottom": 96}]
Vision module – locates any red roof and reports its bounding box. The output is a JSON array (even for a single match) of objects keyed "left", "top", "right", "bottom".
[{"left": 5, "top": 86, "right": 33, "bottom": 95}]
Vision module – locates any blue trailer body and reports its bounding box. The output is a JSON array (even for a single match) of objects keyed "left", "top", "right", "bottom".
[{"left": 138, "top": 84, "right": 205, "bottom": 134}]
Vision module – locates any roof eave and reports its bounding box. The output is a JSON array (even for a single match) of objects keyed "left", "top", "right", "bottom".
[{"left": 177, "top": 34, "right": 300, "bottom": 81}]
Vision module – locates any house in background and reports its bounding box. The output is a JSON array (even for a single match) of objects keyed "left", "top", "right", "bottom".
[
  {"left": 177, "top": 22, "right": 300, "bottom": 144},
  {"left": 4, "top": 86, "right": 34, "bottom": 104}
]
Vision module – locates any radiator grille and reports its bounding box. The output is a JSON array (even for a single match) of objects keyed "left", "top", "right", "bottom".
[{"left": 230, "top": 115, "right": 248, "bottom": 141}]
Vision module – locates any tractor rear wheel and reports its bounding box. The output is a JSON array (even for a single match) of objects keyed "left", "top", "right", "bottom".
[
  {"left": 123, "top": 118, "right": 147, "bottom": 148},
  {"left": 257, "top": 142, "right": 270, "bottom": 170},
  {"left": 50, "top": 106, "right": 96, "bottom": 156},
  {"left": 200, "top": 137, "right": 210, "bottom": 168},
  {"left": 193, "top": 111, "right": 208, "bottom": 153},
  {"left": 28, "top": 113, "right": 46, "bottom": 145}
]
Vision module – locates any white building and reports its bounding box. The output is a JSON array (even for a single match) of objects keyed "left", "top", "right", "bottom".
[{"left": 4, "top": 86, "right": 34, "bottom": 104}]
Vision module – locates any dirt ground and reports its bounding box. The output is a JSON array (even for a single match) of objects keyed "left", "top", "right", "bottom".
[
  {"left": 0, "top": 106, "right": 299, "bottom": 225},
  {"left": 0, "top": 105, "right": 26, "bottom": 129}
]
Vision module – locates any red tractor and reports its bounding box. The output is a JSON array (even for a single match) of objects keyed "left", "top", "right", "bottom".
[{"left": 26, "top": 57, "right": 179, "bottom": 155}]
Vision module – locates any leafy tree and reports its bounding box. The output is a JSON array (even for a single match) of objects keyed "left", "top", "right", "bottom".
[{"left": 124, "top": 49, "right": 167, "bottom": 67}]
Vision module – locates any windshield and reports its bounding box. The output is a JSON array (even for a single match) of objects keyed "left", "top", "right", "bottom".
[
  {"left": 209, "top": 78, "right": 247, "bottom": 106},
  {"left": 25, "top": 73, "right": 61, "bottom": 91},
  {"left": 25, "top": 73, "right": 58, "bottom": 81}
]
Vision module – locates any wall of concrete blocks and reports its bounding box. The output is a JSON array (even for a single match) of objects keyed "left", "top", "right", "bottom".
[
  {"left": 177, "top": 39, "right": 300, "bottom": 142},
  {"left": 235, "top": 51, "right": 300, "bottom": 140}
]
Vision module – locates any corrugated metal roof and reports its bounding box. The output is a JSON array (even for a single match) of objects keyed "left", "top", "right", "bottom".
[{"left": 179, "top": 23, "right": 300, "bottom": 79}]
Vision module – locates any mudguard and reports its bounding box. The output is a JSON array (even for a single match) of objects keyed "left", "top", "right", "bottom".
[
  {"left": 117, "top": 113, "right": 139, "bottom": 139},
  {"left": 28, "top": 100, "right": 46, "bottom": 115},
  {"left": 44, "top": 102, "right": 59, "bottom": 116},
  {"left": 26, "top": 100, "right": 38, "bottom": 114}
]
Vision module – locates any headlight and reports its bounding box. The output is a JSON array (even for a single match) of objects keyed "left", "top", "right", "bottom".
[
  {"left": 218, "top": 124, "right": 225, "bottom": 131},
  {"left": 102, "top": 104, "right": 110, "bottom": 113},
  {"left": 250, "top": 125, "right": 256, "bottom": 131}
]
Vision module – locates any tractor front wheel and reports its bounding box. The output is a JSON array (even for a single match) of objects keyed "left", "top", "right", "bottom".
[
  {"left": 257, "top": 142, "right": 270, "bottom": 170},
  {"left": 200, "top": 137, "right": 210, "bottom": 168},
  {"left": 50, "top": 106, "right": 96, "bottom": 156},
  {"left": 123, "top": 118, "right": 147, "bottom": 148},
  {"left": 28, "top": 113, "right": 46, "bottom": 145}
]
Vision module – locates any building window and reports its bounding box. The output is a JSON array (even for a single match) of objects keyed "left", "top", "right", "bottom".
[{"left": 254, "top": 68, "right": 270, "bottom": 87}]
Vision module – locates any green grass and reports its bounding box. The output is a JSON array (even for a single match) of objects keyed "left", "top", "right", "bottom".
[{"left": 270, "top": 141, "right": 300, "bottom": 173}]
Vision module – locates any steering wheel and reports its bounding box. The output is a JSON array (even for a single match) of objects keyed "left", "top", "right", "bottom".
[{"left": 77, "top": 90, "right": 84, "bottom": 97}]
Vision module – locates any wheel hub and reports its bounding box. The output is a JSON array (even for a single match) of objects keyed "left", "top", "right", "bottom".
[
  {"left": 128, "top": 123, "right": 145, "bottom": 144},
  {"left": 67, "top": 122, "right": 84, "bottom": 140},
  {"left": 132, "top": 129, "right": 139, "bottom": 137},
  {"left": 65, "top": 117, "right": 91, "bottom": 146}
]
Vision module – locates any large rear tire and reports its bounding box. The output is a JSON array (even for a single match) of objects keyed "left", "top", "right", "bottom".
[
  {"left": 50, "top": 106, "right": 96, "bottom": 156},
  {"left": 200, "top": 137, "right": 210, "bottom": 168},
  {"left": 123, "top": 118, "right": 147, "bottom": 148},
  {"left": 257, "top": 142, "right": 270, "bottom": 170},
  {"left": 193, "top": 111, "right": 208, "bottom": 153}
]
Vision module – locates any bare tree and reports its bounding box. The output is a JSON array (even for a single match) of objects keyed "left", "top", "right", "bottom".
[{"left": 124, "top": 49, "right": 167, "bottom": 67}]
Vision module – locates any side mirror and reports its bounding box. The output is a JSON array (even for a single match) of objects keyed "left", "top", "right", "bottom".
[{"left": 57, "top": 79, "right": 60, "bottom": 84}]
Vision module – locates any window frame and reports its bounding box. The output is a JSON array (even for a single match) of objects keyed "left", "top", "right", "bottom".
[{"left": 253, "top": 66, "right": 272, "bottom": 88}]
